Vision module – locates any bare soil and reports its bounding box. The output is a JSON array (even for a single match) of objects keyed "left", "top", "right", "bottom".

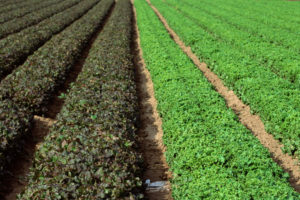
[
  {"left": 131, "top": 0, "right": 173, "bottom": 199},
  {"left": 146, "top": 0, "right": 300, "bottom": 192}
]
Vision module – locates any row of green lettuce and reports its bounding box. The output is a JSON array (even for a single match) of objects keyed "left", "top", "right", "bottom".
[
  {"left": 217, "top": 0, "right": 300, "bottom": 31},
  {"left": 198, "top": 0, "right": 300, "bottom": 34},
  {"left": 151, "top": 0, "right": 300, "bottom": 158},
  {"left": 19, "top": 0, "right": 143, "bottom": 198},
  {"left": 0, "top": 0, "right": 80, "bottom": 39},
  {"left": 0, "top": 0, "right": 41, "bottom": 13},
  {"left": 163, "top": 0, "right": 300, "bottom": 86},
  {"left": 189, "top": 0, "right": 300, "bottom": 80},
  {"left": 135, "top": 0, "right": 299, "bottom": 199},
  {"left": 0, "top": 0, "right": 113, "bottom": 181},
  {"left": 0, "top": 0, "right": 99, "bottom": 81},
  {"left": 219, "top": 0, "right": 300, "bottom": 23},
  {"left": 0, "top": 0, "right": 63, "bottom": 24}
]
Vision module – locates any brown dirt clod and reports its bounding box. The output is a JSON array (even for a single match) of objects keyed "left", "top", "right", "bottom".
[{"left": 146, "top": 0, "right": 300, "bottom": 192}]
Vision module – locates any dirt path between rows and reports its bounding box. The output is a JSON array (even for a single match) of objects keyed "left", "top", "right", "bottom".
[
  {"left": 1, "top": 3, "right": 116, "bottom": 199},
  {"left": 146, "top": 0, "right": 300, "bottom": 192},
  {"left": 131, "top": 0, "right": 173, "bottom": 199}
]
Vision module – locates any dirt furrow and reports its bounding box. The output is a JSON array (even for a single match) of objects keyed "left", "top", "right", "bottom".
[
  {"left": 1, "top": 4, "right": 116, "bottom": 199},
  {"left": 146, "top": 0, "right": 300, "bottom": 192},
  {"left": 131, "top": 0, "right": 173, "bottom": 199}
]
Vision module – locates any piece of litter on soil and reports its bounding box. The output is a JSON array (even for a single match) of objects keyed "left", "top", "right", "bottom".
[
  {"left": 145, "top": 179, "right": 150, "bottom": 185},
  {"left": 145, "top": 179, "right": 167, "bottom": 190}
]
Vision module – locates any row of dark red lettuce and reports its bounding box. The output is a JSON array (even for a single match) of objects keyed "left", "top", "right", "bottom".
[
  {"left": 0, "top": 0, "right": 113, "bottom": 187},
  {"left": 0, "top": 0, "right": 99, "bottom": 80},
  {"left": 20, "top": 0, "right": 143, "bottom": 198}
]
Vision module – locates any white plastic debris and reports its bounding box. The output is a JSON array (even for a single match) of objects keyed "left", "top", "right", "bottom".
[
  {"left": 145, "top": 179, "right": 168, "bottom": 191},
  {"left": 145, "top": 179, "right": 150, "bottom": 185}
]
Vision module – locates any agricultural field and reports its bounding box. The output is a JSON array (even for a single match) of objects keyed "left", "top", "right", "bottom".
[{"left": 0, "top": 0, "right": 299, "bottom": 199}]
